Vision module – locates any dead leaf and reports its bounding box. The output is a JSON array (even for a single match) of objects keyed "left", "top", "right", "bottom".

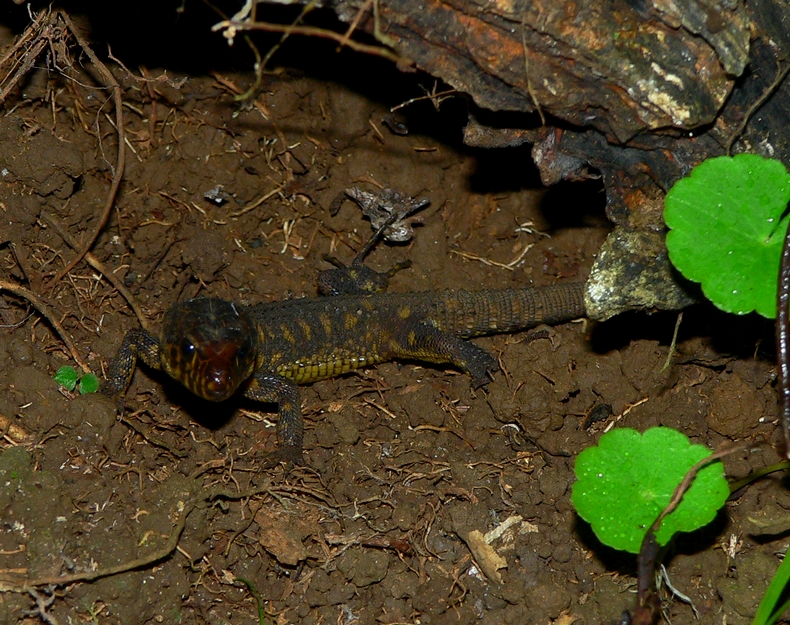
[
  {"left": 464, "top": 530, "right": 507, "bottom": 584},
  {"left": 254, "top": 509, "right": 308, "bottom": 566},
  {"left": 553, "top": 612, "right": 581, "bottom": 625}
]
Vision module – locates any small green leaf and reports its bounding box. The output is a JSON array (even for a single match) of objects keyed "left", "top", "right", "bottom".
[
  {"left": 664, "top": 154, "right": 790, "bottom": 318},
  {"left": 78, "top": 373, "right": 100, "bottom": 395},
  {"left": 54, "top": 366, "right": 78, "bottom": 391},
  {"left": 571, "top": 427, "right": 729, "bottom": 554}
]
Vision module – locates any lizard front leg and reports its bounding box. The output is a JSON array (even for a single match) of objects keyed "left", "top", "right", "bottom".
[
  {"left": 102, "top": 328, "right": 162, "bottom": 399},
  {"left": 244, "top": 372, "right": 304, "bottom": 466}
]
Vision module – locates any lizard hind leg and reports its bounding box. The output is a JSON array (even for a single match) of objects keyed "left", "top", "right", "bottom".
[
  {"left": 317, "top": 256, "right": 409, "bottom": 296},
  {"left": 390, "top": 323, "right": 498, "bottom": 388}
]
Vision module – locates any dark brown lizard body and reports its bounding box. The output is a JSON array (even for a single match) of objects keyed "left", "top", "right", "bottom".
[{"left": 103, "top": 282, "right": 586, "bottom": 464}]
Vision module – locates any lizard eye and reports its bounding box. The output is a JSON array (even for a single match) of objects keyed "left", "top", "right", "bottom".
[{"left": 181, "top": 341, "right": 195, "bottom": 361}]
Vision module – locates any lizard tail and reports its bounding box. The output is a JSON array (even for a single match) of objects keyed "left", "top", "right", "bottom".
[{"left": 427, "top": 282, "right": 586, "bottom": 337}]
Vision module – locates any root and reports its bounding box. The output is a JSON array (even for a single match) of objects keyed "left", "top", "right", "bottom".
[
  {"left": 50, "top": 10, "right": 126, "bottom": 285},
  {"left": 0, "top": 482, "right": 274, "bottom": 593},
  {"left": 0, "top": 280, "right": 89, "bottom": 373},
  {"left": 41, "top": 212, "right": 151, "bottom": 333}
]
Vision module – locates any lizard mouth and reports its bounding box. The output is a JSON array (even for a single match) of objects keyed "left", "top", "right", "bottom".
[
  {"left": 194, "top": 340, "right": 244, "bottom": 401},
  {"left": 161, "top": 298, "right": 257, "bottom": 402}
]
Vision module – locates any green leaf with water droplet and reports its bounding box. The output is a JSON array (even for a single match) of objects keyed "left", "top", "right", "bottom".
[
  {"left": 571, "top": 427, "right": 728, "bottom": 554},
  {"left": 54, "top": 365, "right": 78, "bottom": 391},
  {"left": 664, "top": 154, "right": 790, "bottom": 318}
]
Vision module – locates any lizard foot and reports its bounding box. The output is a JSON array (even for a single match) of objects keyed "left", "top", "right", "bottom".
[
  {"left": 99, "top": 386, "right": 127, "bottom": 414},
  {"left": 260, "top": 445, "right": 305, "bottom": 472}
]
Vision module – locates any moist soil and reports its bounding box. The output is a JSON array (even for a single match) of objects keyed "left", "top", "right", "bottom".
[{"left": 0, "top": 8, "right": 786, "bottom": 625}]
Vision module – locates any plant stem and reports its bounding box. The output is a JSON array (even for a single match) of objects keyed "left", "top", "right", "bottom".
[
  {"left": 728, "top": 462, "right": 790, "bottom": 495},
  {"left": 776, "top": 207, "right": 790, "bottom": 459}
]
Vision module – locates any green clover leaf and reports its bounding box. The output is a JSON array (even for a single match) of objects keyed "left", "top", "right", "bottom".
[
  {"left": 572, "top": 427, "right": 729, "bottom": 553},
  {"left": 664, "top": 154, "right": 790, "bottom": 318},
  {"left": 78, "top": 373, "right": 100, "bottom": 395},
  {"left": 54, "top": 365, "right": 79, "bottom": 392},
  {"left": 54, "top": 366, "right": 99, "bottom": 394}
]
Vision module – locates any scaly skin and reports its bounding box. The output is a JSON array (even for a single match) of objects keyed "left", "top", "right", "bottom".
[{"left": 103, "top": 282, "right": 586, "bottom": 465}]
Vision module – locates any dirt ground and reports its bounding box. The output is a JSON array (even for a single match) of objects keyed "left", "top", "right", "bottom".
[{"left": 0, "top": 6, "right": 787, "bottom": 625}]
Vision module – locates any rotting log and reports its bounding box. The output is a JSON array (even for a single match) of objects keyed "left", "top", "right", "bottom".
[
  {"left": 357, "top": 0, "right": 749, "bottom": 142},
  {"left": 239, "top": 0, "right": 789, "bottom": 318}
]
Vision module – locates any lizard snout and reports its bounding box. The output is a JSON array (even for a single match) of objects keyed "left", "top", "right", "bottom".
[
  {"left": 203, "top": 364, "right": 235, "bottom": 401},
  {"left": 195, "top": 340, "right": 250, "bottom": 402}
]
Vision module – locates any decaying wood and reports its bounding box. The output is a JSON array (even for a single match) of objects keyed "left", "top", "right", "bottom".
[
  {"left": 240, "top": 0, "right": 789, "bottom": 316},
  {"left": 365, "top": 0, "right": 748, "bottom": 142},
  {"left": 241, "top": 0, "right": 763, "bottom": 217}
]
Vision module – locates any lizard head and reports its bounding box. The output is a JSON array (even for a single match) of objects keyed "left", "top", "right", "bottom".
[{"left": 160, "top": 298, "right": 257, "bottom": 402}]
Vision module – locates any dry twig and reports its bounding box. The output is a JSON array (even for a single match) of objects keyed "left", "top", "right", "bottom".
[
  {"left": 41, "top": 211, "right": 151, "bottom": 332},
  {"left": 0, "top": 8, "right": 52, "bottom": 103},
  {"left": 727, "top": 60, "right": 790, "bottom": 155},
  {"left": 0, "top": 482, "right": 274, "bottom": 594},
  {"left": 0, "top": 280, "right": 89, "bottom": 372},
  {"left": 0, "top": 411, "right": 31, "bottom": 443},
  {"left": 16, "top": 509, "right": 188, "bottom": 590},
  {"left": 212, "top": 18, "right": 400, "bottom": 63},
  {"left": 51, "top": 10, "right": 126, "bottom": 285}
]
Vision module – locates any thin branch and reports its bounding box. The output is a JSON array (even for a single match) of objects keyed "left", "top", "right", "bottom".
[
  {"left": 0, "top": 280, "right": 89, "bottom": 372},
  {"left": 338, "top": 0, "right": 373, "bottom": 50},
  {"left": 41, "top": 212, "right": 151, "bottom": 332},
  {"left": 521, "top": 11, "right": 545, "bottom": 126},
  {"left": 726, "top": 61, "right": 790, "bottom": 155},
  {"left": 212, "top": 19, "right": 401, "bottom": 63},
  {"left": 659, "top": 311, "right": 683, "bottom": 373},
  {"left": 631, "top": 441, "right": 749, "bottom": 621},
  {"left": 390, "top": 89, "right": 457, "bottom": 113},
  {"left": 649, "top": 442, "right": 746, "bottom": 536},
  {"left": 777, "top": 199, "right": 790, "bottom": 458},
  {"left": 21, "top": 507, "right": 189, "bottom": 589},
  {"left": 257, "top": 1, "right": 319, "bottom": 75},
  {"left": 51, "top": 10, "right": 126, "bottom": 285},
  {"left": 0, "top": 8, "right": 51, "bottom": 103},
  {"left": 0, "top": 481, "right": 275, "bottom": 592}
]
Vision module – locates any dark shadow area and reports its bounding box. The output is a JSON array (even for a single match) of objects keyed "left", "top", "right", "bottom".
[
  {"left": 163, "top": 378, "right": 238, "bottom": 430},
  {"left": 576, "top": 507, "right": 732, "bottom": 566},
  {"left": 36, "top": 0, "right": 474, "bottom": 146},
  {"left": 749, "top": 526, "right": 790, "bottom": 546},
  {"left": 0, "top": 2, "right": 43, "bottom": 34},
  {"left": 2, "top": 1, "right": 613, "bottom": 214},
  {"left": 573, "top": 515, "right": 637, "bottom": 576},
  {"left": 574, "top": 508, "right": 730, "bottom": 597},
  {"left": 0, "top": 0, "right": 601, "bottom": 194},
  {"left": 0, "top": 0, "right": 241, "bottom": 70},
  {"left": 670, "top": 508, "right": 730, "bottom": 556},
  {"left": 590, "top": 303, "right": 776, "bottom": 365},
  {"left": 540, "top": 177, "right": 608, "bottom": 229},
  {"left": 466, "top": 144, "right": 544, "bottom": 194}
]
